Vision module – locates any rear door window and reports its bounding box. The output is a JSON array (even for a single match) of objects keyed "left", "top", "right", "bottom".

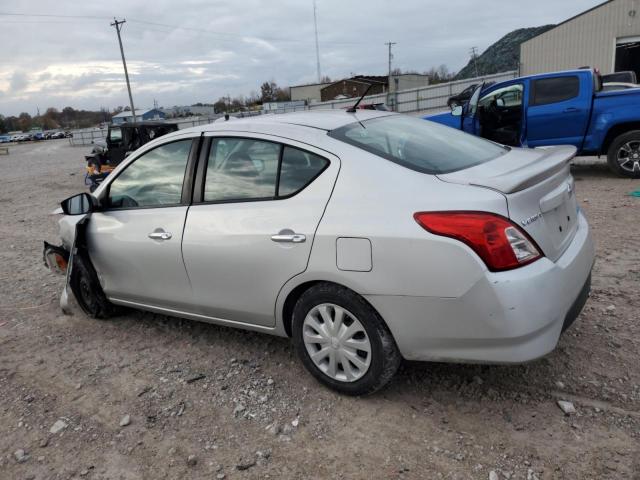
[
  {"left": 530, "top": 76, "right": 580, "bottom": 106},
  {"left": 203, "top": 138, "right": 330, "bottom": 202},
  {"left": 204, "top": 138, "right": 280, "bottom": 202}
]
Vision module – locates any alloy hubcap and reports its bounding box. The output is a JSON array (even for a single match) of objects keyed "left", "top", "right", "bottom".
[
  {"left": 302, "top": 303, "right": 372, "bottom": 382},
  {"left": 617, "top": 141, "right": 640, "bottom": 173}
]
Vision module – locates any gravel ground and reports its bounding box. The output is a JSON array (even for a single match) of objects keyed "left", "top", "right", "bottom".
[{"left": 0, "top": 140, "right": 639, "bottom": 480}]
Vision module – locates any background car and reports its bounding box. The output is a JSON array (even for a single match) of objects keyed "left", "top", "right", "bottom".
[
  {"left": 46, "top": 110, "right": 594, "bottom": 396},
  {"left": 447, "top": 82, "right": 495, "bottom": 107}
]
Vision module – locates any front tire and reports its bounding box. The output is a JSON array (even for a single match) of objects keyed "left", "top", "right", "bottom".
[
  {"left": 69, "top": 252, "right": 116, "bottom": 319},
  {"left": 292, "top": 283, "right": 401, "bottom": 395},
  {"left": 606, "top": 130, "right": 640, "bottom": 178}
]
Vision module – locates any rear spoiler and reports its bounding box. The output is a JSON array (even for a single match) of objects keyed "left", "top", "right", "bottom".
[{"left": 437, "top": 146, "right": 577, "bottom": 194}]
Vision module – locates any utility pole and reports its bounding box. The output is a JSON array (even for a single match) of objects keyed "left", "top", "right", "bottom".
[
  {"left": 111, "top": 18, "right": 137, "bottom": 123},
  {"left": 312, "top": 0, "right": 322, "bottom": 83},
  {"left": 385, "top": 41, "right": 397, "bottom": 110},
  {"left": 469, "top": 46, "right": 480, "bottom": 78}
]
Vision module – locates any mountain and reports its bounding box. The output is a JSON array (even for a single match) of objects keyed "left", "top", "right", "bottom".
[{"left": 456, "top": 25, "right": 555, "bottom": 79}]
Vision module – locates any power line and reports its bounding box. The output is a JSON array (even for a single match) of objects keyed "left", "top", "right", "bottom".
[
  {"left": 0, "top": 12, "right": 111, "bottom": 20},
  {"left": 0, "top": 12, "right": 368, "bottom": 46}
]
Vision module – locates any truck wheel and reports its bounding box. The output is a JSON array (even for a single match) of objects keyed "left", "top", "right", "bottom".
[
  {"left": 69, "top": 252, "right": 116, "bottom": 319},
  {"left": 292, "top": 283, "right": 402, "bottom": 395},
  {"left": 607, "top": 130, "right": 640, "bottom": 178}
]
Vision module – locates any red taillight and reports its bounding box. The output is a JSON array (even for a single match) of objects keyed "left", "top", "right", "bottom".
[{"left": 414, "top": 211, "right": 542, "bottom": 271}]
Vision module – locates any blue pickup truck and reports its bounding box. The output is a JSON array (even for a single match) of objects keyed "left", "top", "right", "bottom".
[{"left": 426, "top": 69, "right": 640, "bottom": 178}]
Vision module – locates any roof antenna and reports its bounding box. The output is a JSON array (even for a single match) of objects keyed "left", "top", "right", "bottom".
[{"left": 346, "top": 83, "right": 372, "bottom": 113}]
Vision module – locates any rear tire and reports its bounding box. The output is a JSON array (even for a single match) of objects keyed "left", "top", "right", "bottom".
[
  {"left": 292, "top": 283, "right": 401, "bottom": 395},
  {"left": 606, "top": 130, "right": 640, "bottom": 178},
  {"left": 69, "top": 252, "right": 116, "bottom": 319}
]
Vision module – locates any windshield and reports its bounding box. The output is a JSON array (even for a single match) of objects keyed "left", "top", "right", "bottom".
[{"left": 328, "top": 115, "right": 507, "bottom": 174}]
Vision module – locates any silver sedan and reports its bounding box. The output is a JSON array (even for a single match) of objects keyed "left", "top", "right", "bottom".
[{"left": 45, "top": 110, "right": 594, "bottom": 395}]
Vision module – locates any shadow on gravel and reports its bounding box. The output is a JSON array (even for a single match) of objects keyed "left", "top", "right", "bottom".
[
  {"left": 102, "top": 305, "right": 561, "bottom": 401},
  {"left": 570, "top": 162, "right": 619, "bottom": 179}
]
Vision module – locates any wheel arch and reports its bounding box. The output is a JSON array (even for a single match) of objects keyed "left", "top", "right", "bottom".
[
  {"left": 601, "top": 122, "right": 640, "bottom": 155},
  {"left": 279, "top": 279, "right": 393, "bottom": 340}
]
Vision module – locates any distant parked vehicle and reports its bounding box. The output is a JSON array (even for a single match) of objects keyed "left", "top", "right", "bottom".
[
  {"left": 10, "top": 134, "right": 21, "bottom": 142},
  {"left": 32, "top": 132, "right": 44, "bottom": 141},
  {"left": 0, "top": 135, "right": 10, "bottom": 143},
  {"left": 84, "top": 121, "right": 179, "bottom": 192},
  {"left": 426, "top": 68, "right": 640, "bottom": 178},
  {"left": 50, "top": 132, "right": 66, "bottom": 139},
  {"left": 447, "top": 82, "right": 495, "bottom": 108}
]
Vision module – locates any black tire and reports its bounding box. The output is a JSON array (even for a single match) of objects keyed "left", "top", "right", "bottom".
[
  {"left": 69, "top": 252, "right": 116, "bottom": 319},
  {"left": 292, "top": 283, "right": 402, "bottom": 396},
  {"left": 606, "top": 130, "right": 640, "bottom": 178}
]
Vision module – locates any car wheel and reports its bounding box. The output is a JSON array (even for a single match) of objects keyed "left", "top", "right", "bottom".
[
  {"left": 607, "top": 130, "right": 640, "bottom": 178},
  {"left": 69, "top": 252, "right": 116, "bottom": 319},
  {"left": 292, "top": 283, "right": 401, "bottom": 395}
]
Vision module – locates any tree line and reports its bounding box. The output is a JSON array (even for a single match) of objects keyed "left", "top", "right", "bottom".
[
  {"left": 0, "top": 107, "right": 112, "bottom": 133},
  {"left": 0, "top": 67, "right": 457, "bottom": 132}
]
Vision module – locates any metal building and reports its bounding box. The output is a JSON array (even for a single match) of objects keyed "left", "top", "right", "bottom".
[
  {"left": 112, "top": 108, "right": 165, "bottom": 125},
  {"left": 520, "top": 0, "right": 640, "bottom": 78}
]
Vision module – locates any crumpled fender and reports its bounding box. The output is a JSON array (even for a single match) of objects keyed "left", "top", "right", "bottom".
[{"left": 59, "top": 214, "right": 91, "bottom": 315}]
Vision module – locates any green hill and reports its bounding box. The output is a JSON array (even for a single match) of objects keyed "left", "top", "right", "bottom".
[{"left": 456, "top": 25, "right": 555, "bottom": 79}]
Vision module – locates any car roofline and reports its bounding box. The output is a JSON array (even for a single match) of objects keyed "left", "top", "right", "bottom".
[{"left": 164, "top": 110, "right": 397, "bottom": 138}]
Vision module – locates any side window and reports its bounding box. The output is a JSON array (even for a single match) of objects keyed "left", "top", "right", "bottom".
[
  {"left": 531, "top": 76, "right": 579, "bottom": 106},
  {"left": 204, "top": 138, "right": 279, "bottom": 202},
  {"left": 279, "top": 146, "right": 329, "bottom": 197},
  {"left": 109, "top": 127, "right": 122, "bottom": 144},
  {"left": 479, "top": 84, "right": 523, "bottom": 108},
  {"left": 108, "top": 139, "right": 192, "bottom": 209}
]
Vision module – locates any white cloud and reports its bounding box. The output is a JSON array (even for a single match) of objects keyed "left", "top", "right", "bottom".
[{"left": 0, "top": 0, "right": 604, "bottom": 115}]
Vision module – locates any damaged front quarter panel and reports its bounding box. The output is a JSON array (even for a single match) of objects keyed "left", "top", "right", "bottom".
[{"left": 44, "top": 200, "right": 94, "bottom": 315}]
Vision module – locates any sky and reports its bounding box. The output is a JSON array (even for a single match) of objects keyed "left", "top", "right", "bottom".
[{"left": 0, "top": 0, "right": 604, "bottom": 116}]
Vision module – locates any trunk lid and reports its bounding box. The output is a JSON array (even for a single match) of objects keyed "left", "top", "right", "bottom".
[{"left": 437, "top": 146, "right": 579, "bottom": 261}]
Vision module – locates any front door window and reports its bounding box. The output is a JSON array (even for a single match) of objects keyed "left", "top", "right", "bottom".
[
  {"left": 477, "top": 83, "right": 524, "bottom": 146},
  {"left": 108, "top": 139, "right": 192, "bottom": 208}
]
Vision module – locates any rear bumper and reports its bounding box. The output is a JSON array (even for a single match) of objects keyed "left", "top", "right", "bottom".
[{"left": 365, "top": 211, "right": 595, "bottom": 363}]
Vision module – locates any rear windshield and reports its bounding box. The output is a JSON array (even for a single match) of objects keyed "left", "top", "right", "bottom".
[{"left": 328, "top": 115, "right": 507, "bottom": 174}]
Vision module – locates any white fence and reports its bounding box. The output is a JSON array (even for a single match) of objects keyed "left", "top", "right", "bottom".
[
  {"left": 68, "top": 128, "right": 107, "bottom": 146},
  {"left": 68, "top": 70, "right": 519, "bottom": 146},
  {"left": 307, "top": 70, "right": 518, "bottom": 115},
  {"left": 68, "top": 113, "right": 266, "bottom": 146}
]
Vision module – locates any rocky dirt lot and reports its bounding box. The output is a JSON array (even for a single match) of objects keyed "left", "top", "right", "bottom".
[{"left": 0, "top": 140, "right": 639, "bottom": 480}]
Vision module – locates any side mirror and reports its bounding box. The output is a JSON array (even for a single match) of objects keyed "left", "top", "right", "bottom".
[
  {"left": 451, "top": 105, "right": 463, "bottom": 117},
  {"left": 61, "top": 193, "right": 97, "bottom": 215}
]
